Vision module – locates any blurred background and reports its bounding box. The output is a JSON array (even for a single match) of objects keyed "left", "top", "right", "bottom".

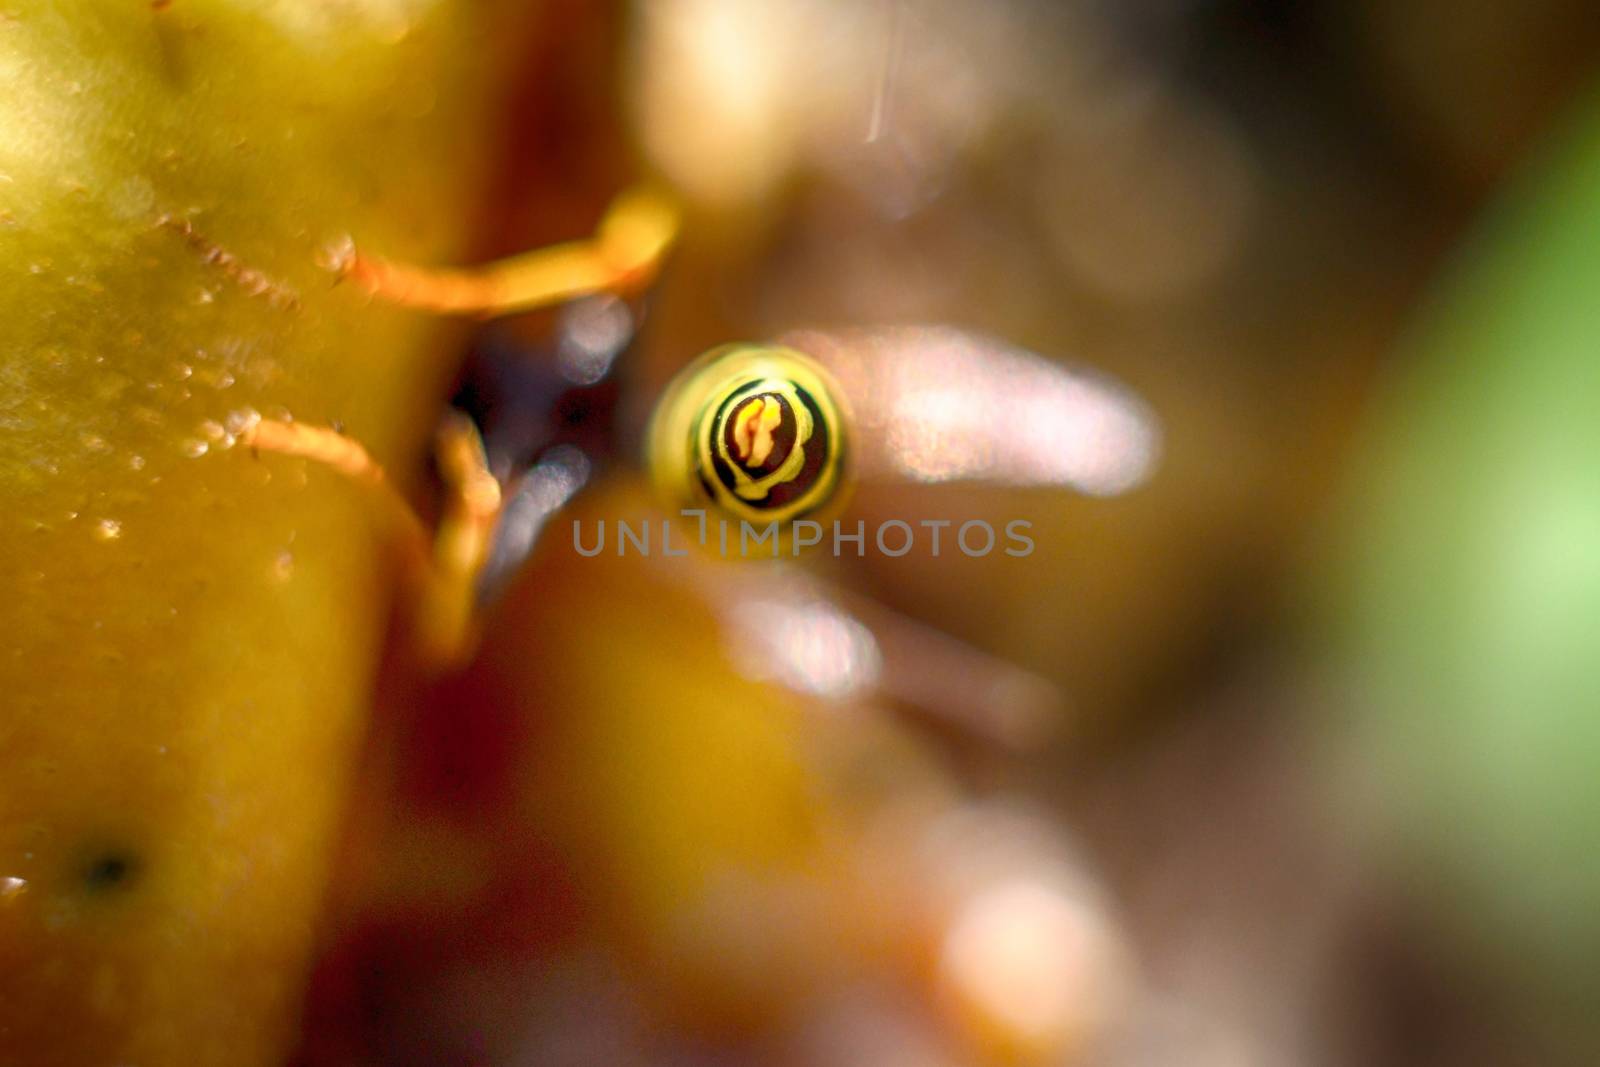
[{"left": 296, "top": 1, "right": 1600, "bottom": 1064}]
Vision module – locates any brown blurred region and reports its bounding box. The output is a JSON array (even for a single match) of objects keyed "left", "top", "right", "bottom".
[{"left": 297, "top": 2, "right": 1600, "bottom": 1065}]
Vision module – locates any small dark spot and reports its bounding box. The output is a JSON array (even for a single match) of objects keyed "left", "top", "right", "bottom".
[{"left": 84, "top": 852, "right": 139, "bottom": 892}]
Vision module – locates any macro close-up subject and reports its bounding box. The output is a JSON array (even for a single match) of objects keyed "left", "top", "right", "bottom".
[{"left": 5, "top": 2, "right": 1600, "bottom": 1066}]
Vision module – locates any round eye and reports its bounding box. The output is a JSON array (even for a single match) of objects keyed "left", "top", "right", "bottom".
[{"left": 647, "top": 343, "right": 850, "bottom": 527}]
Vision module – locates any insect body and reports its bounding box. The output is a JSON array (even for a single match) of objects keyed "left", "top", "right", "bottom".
[{"left": 647, "top": 343, "right": 850, "bottom": 527}]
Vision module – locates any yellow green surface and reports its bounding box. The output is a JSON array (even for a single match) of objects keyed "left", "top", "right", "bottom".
[
  {"left": 1333, "top": 83, "right": 1600, "bottom": 1048},
  {"left": 0, "top": 3, "right": 523, "bottom": 1062}
]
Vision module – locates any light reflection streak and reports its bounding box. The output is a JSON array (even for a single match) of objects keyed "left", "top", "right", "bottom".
[
  {"left": 788, "top": 326, "right": 1160, "bottom": 495},
  {"left": 673, "top": 561, "right": 1048, "bottom": 743},
  {"left": 479, "top": 445, "right": 591, "bottom": 598},
  {"left": 555, "top": 294, "right": 634, "bottom": 386},
  {"left": 865, "top": 0, "right": 905, "bottom": 145},
  {"left": 728, "top": 594, "right": 883, "bottom": 701}
]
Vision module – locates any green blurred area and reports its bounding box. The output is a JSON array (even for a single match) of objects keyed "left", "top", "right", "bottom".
[{"left": 1332, "top": 82, "right": 1600, "bottom": 1055}]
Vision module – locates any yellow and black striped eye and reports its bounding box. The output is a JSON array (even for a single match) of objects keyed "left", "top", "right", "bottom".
[{"left": 646, "top": 343, "right": 850, "bottom": 527}]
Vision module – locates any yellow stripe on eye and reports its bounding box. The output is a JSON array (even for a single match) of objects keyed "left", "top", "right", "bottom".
[
  {"left": 732, "top": 396, "right": 783, "bottom": 466},
  {"left": 715, "top": 386, "right": 813, "bottom": 503},
  {"left": 731, "top": 417, "right": 808, "bottom": 501}
]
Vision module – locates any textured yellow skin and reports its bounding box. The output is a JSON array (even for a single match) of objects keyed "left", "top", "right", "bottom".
[{"left": 0, "top": 3, "right": 524, "bottom": 1063}]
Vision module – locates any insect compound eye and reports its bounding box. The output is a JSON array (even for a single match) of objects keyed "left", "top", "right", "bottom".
[{"left": 647, "top": 343, "right": 850, "bottom": 530}]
